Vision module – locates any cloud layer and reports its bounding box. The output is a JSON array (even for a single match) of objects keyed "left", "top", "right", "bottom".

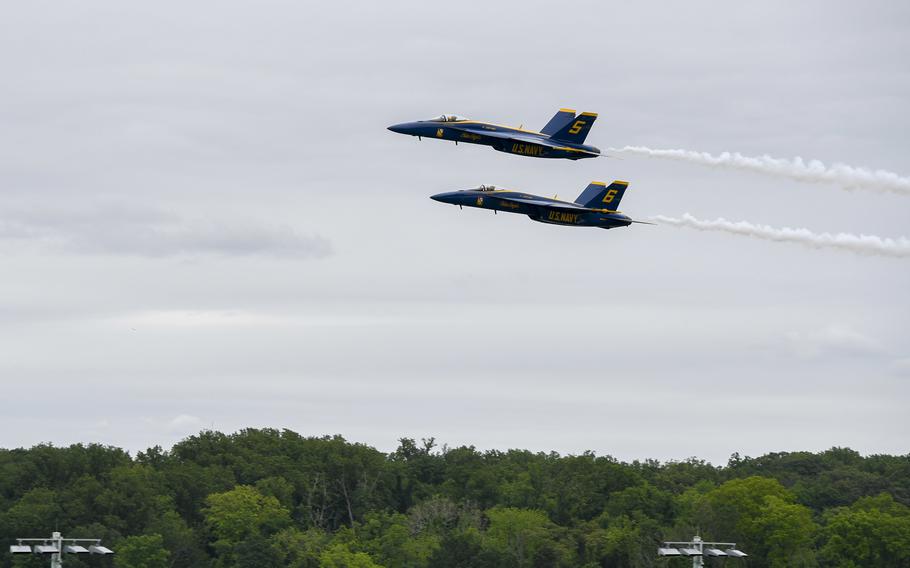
[{"left": 0, "top": 205, "right": 331, "bottom": 258}]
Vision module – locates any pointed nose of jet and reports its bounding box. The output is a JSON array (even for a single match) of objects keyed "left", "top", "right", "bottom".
[
  {"left": 430, "top": 191, "right": 460, "bottom": 204},
  {"left": 387, "top": 122, "right": 414, "bottom": 134}
]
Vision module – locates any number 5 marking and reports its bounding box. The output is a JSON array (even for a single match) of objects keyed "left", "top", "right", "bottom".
[{"left": 568, "top": 120, "right": 586, "bottom": 135}]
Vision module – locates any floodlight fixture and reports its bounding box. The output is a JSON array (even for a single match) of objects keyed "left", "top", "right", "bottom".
[
  {"left": 34, "top": 545, "right": 59, "bottom": 554},
  {"left": 659, "top": 536, "right": 747, "bottom": 567},
  {"left": 10, "top": 545, "right": 32, "bottom": 554},
  {"left": 89, "top": 545, "right": 114, "bottom": 555},
  {"left": 703, "top": 548, "right": 727, "bottom": 556},
  {"left": 9, "top": 532, "right": 113, "bottom": 567}
]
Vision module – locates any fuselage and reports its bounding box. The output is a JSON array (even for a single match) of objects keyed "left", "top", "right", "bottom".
[
  {"left": 431, "top": 187, "right": 632, "bottom": 229},
  {"left": 388, "top": 118, "right": 601, "bottom": 160}
]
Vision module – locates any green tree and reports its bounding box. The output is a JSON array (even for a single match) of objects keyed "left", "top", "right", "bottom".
[
  {"left": 145, "top": 508, "right": 205, "bottom": 568},
  {"left": 819, "top": 493, "right": 910, "bottom": 567},
  {"left": 426, "top": 528, "right": 503, "bottom": 568},
  {"left": 679, "top": 476, "right": 817, "bottom": 567},
  {"left": 203, "top": 485, "right": 292, "bottom": 564},
  {"left": 255, "top": 476, "right": 296, "bottom": 511},
  {"left": 0, "top": 488, "right": 60, "bottom": 537},
  {"left": 583, "top": 514, "right": 661, "bottom": 568},
  {"left": 605, "top": 482, "right": 676, "bottom": 526},
  {"left": 485, "top": 507, "right": 572, "bottom": 568},
  {"left": 114, "top": 534, "right": 169, "bottom": 568},
  {"left": 751, "top": 495, "right": 817, "bottom": 567},
  {"left": 270, "top": 527, "right": 331, "bottom": 568},
  {"left": 689, "top": 476, "right": 789, "bottom": 539},
  {"left": 357, "top": 511, "right": 438, "bottom": 568},
  {"left": 319, "top": 542, "right": 384, "bottom": 568}
]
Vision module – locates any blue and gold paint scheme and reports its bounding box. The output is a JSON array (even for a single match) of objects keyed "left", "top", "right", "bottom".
[
  {"left": 388, "top": 110, "right": 603, "bottom": 160},
  {"left": 431, "top": 181, "right": 653, "bottom": 229}
]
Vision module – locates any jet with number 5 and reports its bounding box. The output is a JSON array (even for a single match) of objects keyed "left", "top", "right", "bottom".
[
  {"left": 431, "top": 180, "right": 653, "bottom": 229},
  {"left": 388, "top": 109, "right": 603, "bottom": 160}
]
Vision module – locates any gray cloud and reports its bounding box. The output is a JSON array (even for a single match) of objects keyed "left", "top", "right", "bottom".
[
  {"left": 784, "top": 324, "right": 886, "bottom": 359},
  {"left": 0, "top": 204, "right": 331, "bottom": 258}
]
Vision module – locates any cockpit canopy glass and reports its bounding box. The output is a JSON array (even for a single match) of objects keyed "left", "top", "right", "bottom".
[
  {"left": 426, "top": 114, "right": 469, "bottom": 122},
  {"left": 474, "top": 185, "right": 496, "bottom": 192}
]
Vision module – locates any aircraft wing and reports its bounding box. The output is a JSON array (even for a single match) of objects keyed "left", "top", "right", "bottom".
[{"left": 478, "top": 130, "right": 603, "bottom": 157}]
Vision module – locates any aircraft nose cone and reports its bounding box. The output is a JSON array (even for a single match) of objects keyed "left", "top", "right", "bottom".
[
  {"left": 430, "top": 191, "right": 458, "bottom": 204},
  {"left": 387, "top": 123, "right": 409, "bottom": 134}
]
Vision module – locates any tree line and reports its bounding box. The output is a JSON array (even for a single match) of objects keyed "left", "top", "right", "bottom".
[{"left": 1, "top": 429, "right": 908, "bottom": 567}]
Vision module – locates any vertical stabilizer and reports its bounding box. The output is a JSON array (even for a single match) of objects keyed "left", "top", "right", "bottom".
[
  {"left": 550, "top": 111, "right": 597, "bottom": 143},
  {"left": 574, "top": 180, "right": 629, "bottom": 209},
  {"left": 540, "top": 108, "right": 577, "bottom": 136}
]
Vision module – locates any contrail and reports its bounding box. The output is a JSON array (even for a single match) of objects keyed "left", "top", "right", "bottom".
[
  {"left": 609, "top": 146, "right": 910, "bottom": 196},
  {"left": 651, "top": 213, "right": 910, "bottom": 258}
]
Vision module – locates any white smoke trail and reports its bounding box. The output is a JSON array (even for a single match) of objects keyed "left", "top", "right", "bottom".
[
  {"left": 609, "top": 146, "right": 910, "bottom": 196},
  {"left": 651, "top": 213, "right": 910, "bottom": 258}
]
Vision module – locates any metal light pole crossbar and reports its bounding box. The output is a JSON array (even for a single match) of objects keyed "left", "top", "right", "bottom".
[
  {"left": 10, "top": 532, "right": 114, "bottom": 567},
  {"left": 657, "top": 535, "right": 748, "bottom": 567}
]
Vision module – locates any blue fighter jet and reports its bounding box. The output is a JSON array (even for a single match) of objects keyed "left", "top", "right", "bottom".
[
  {"left": 431, "top": 181, "right": 653, "bottom": 229},
  {"left": 388, "top": 109, "right": 603, "bottom": 160}
]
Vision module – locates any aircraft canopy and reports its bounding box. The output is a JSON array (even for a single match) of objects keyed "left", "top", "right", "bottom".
[{"left": 427, "top": 114, "right": 469, "bottom": 122}]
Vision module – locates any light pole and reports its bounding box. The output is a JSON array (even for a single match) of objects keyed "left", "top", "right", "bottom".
[
  {"left": 658, "top": 535, "right": 747, "bottom": 567},
  {"left": 10, "top": 531, "right": 113, "bottom": 567}
]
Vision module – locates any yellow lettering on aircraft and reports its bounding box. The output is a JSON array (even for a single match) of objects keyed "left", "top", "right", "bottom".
[
  {"left": 461, "top": 133, "right": 481, "bottom": 141},
  {"left": 602, "top": 189, "right": 618, "bottom": 204},
  {"left": 548, "top": 211, "right": 579, "bottom": 223},
  {"left": 501, "top": 201, "right": 519, "bottom": 209},
  {"left": 568, "top": 120, "right": 586, "bottom": 135},
  {"left": 436, "top": 128, "right": 444, "bottom": 137},
  {"left": 510, "top": 143, "right": 546, "bottom": 156}
]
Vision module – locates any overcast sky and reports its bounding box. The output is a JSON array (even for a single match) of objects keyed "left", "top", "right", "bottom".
[{"left": 1, "top": 1, "right": 908, "bottom": 463}]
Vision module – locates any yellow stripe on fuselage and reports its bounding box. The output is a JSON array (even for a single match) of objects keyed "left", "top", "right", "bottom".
[
  {"left": 552, "top": 146, "right": 601, "bottom": 155},
  {"left": 444, "top": 120, "right": 547, "bottom": 136}
]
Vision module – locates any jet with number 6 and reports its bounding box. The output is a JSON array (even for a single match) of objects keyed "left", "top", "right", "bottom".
[
  {"left": 431, "top": 180, "right": 653, "bottom": 229},
  {"left": 388, "top": 109, "right": 603, "bottom": 160}
]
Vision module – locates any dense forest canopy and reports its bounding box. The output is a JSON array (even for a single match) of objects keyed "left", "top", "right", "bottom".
[{"left": 1, "top": 429, "right": 908, "bottom": 567}]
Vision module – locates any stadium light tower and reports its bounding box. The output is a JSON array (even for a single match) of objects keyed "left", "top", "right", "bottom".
[
  {"left": 658, "top": 535, "right": 747, "bottom": 567},
  {"left": 9, "top": 531, "right": 113, "bottom": 567}
]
